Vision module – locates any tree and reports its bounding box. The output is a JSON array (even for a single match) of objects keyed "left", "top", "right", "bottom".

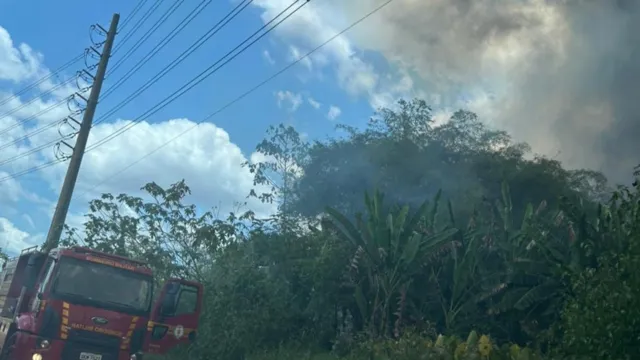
[
  {"left": 62, "top": 180, "right": 247, "bottom": 282},
  {"left": 561, "top": 176, "right": 640, "bottom": 359},
  {"left": 244, "top": 124, "right": 309, "bottom": 230},
  {"left": 292, "top": 99, "right": 602, "bottom": 224}
]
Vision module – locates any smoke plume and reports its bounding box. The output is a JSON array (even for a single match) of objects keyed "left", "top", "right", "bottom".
[{"left": 335, "top": 0, "right": 640, "bottom": 183}]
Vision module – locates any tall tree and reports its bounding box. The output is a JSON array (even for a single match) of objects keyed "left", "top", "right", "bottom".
[{"left": 244, "top": 124, "right": 308, "bottom": 229}]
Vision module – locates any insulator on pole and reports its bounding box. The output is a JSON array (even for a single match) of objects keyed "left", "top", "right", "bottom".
[
  {"left": 83, "top": 48, "right": 100, "bottom": 69},
  {"left": 66, "top": 94, "right": 85, "bottom": 113},
  {"left": 76, "top": 70, "right": 95, "bottom": 92},
  {"left": 89, "top": 25, "right": 107, "bottom": 47},
  {"left": 58, "top": 119, "right": 79, "bottom": 140}
]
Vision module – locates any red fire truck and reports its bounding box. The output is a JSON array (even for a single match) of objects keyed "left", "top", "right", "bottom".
[{"left": 0, "top": 245, "right": 203, "bottom": 360}]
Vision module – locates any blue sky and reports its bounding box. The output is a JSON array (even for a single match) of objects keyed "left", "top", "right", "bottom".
[{"left": 0, "top": 0, "right": 420, "bottom": 255}]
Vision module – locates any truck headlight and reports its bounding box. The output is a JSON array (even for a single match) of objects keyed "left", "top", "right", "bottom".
[{"left": 32, "top": 354, "right": 43, "bottom": 360}]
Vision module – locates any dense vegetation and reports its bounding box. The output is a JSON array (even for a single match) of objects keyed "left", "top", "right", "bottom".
[{"left": 64, "top": 99, "right": 640, "bottom": 359}]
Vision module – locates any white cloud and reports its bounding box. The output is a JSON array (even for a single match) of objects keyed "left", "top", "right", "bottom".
[
  {"left": 0, "top": 28, "right": 77, "bottom": 222},
  {"left": 39, "top": 118, "right": 277, "bottom": 219},
  {"left": 327, "top": 105, "right": 341, "bottom": 120},
  {"left": 0, "top": 24, "right": 278, "bottom": 244},
  {"left": 262, "top": 49, "right": 275, "bottom": 65},
  {"left": 275, "top": 90, "right": 303, "bottom": 112},
  {"left": 432, "top": 109, "right": 453, "bottom": 127},
  {"left": 0, "top": 27, "right": 43, "bottom": 83},
  {"left": 288, "top": 45, "right": 313, "bottom": 71},
  {"left": 0, "top": 26, "right": 84, "bottom": 190},
  {"left": 307, "top": 97, "right": 321, "bottom": 109},
  {"left": 252, "top": 0, "right": 415, "bottom": 110},
  {"left": 0, "top": 173, "right": 24, "bottom": 204},
  {"left": 263, "top": 0, "right": 640, "bottom": 182},
  {"left": 0, "top": 218, "right": 42, "bottom": 255},
  {"left": 21, "top": 213, "right": 35, "bottom": 229},
  {"left": 250, "top": 148, "right": 304, "bottom": 179}
]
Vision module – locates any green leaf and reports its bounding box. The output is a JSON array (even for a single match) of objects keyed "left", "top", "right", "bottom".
[
  {"left": 514, "top": 281, "right": 558, "bottom": 310},
  {"left": 354, "top": 284, "right": 368, "bottom": 324}
]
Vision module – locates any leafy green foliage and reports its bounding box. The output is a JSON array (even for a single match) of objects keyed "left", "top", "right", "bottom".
[
  {"left": 62, "top": 180, "right": 250, "bottom": 283},
  {"left": 64, "top": 98, "right": 638, "bottom": 359},
  {"left": 560, "top": 181, "right": 640, "bottom": 360},
  {"left": 326, "top": 190, "right": 458, "bottom": 338}
]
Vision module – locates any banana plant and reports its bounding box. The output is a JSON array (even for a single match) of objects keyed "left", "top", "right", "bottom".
[{"left": 326, "top": 189, "right": 458, "bottom": 337}]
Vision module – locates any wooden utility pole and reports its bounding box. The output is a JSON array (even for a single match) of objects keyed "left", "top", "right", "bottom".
[{"left": 42, "top": 13, "right": 120, "bottom": 253}]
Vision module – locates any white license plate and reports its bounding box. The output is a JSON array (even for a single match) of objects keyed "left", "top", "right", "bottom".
[{"left": 79, "top": 352, "right": 102, "bottom": 360}]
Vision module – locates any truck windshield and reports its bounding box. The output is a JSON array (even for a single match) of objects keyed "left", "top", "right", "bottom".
[{"left": 51, "top": 256, "right": 152, "bottom": 314}]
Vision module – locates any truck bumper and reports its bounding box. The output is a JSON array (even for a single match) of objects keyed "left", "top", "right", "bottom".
[
  {"left": 11, "top": 336, "right": 64, "bottom": 360},
  {"left": 12, "top": 337, "right": 137, "bottom": 360}
]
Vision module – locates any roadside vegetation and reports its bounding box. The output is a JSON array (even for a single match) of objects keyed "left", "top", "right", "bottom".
[{"left": 64, "top": 99, "right": 640, "bottom": 359}]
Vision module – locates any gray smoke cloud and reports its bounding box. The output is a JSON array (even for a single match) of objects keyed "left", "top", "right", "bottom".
[{"left": 333, "top": 0, "right": 640, "bottom": 184}]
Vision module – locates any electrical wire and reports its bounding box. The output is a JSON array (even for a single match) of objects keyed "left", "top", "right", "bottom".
[
  {"left": 0, "top": 0, "right": 296, "bottom": 181},
  {"left": 82, "top": 0, "right": 394, "bottom": 194},
  {"left": 0, "top": 1, "right": 197, "bottom": 164},
  {"left": 92, "top": 0, "right": 255, "bottom": 127},
  {"left": 0, "top": 54, "right": 82, "bottom": 108},
  {"left": 0, "top": 120, "right": 62, "bottom": 152},
  {"left": 112, "top": 0, "right": 163, "bottom": 55},
  {"left": 119, "top": 0, "right": 149, "bottom": 31},
  {"left": 100, "top": 0, "right": 214, "bottom": 100},
  {"left": 0, "top": 97, "right": 70, "bottom": 137},
  {"left": 0, "top": 139, "right": 60, "bottom": 167},
  {"left": 0, "top": 0, "right": 221, "bottom": 170},
  {"left": 0, "top": 0, "right": 394, "bottom": 186},
  {"left": 107, "top": 0, "right": 186, "bottom": 76},
  {"left": 0, "top": 159, "right": 61, "bottom": 183},
  {"left": 88, "top": 0, "right": 298, "bottom": 144},
  {"left": 0, "top": 77, "right": 75, "bottom": 123},
  {"left": 0, "top": 0, "right": 256, "bottom": 172}
]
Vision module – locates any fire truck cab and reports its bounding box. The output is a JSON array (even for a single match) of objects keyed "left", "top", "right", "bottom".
[{"left": 0, "top": 246, "right": 203, "bottom": 360}]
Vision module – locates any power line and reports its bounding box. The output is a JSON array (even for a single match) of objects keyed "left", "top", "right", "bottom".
[
  {"left": 119, "top": 0, "right": 149, "bottom": 31},
  {"left": 112, "top": 0, "right": 163, "bottom": 55},
  {"left": 0, "top": 0, "right": 227, "bottom": 170},
  {"left": 82, "top": 0, "right": 394, "bottom": 194},
  {"left": 100, "top": 0, "right": 214, "bottom": 100},
  {"left": 0, "top": 97, "right": 70, "bottom": 137},
  {"left": 107, "top": 0, "right": 186, "bottom": 76},
  {"left": 88, "top": 0, "right": 299, "bottom": 146},
  {"left": 0, "top": 0, "right": 207, "bottom": 168},
  {"left": 0, "top": 120, "right": 62, "bottom": 152},
  {"left": 0, "top": 159, "right": 61, "bottom": 183},
  {"left": 0, "top": 54, "right": 83, "bottom": 109},
  {"left": 92, "top": 0, "right": 255, "bottom": 126},
  {"left": 0, "top": 77, "right": 75, "bottom": 122},
  {"left": 0, "top": 0, "right": 394, "bottom": 187},
  {"left": 0, "top": 0, "right": 298, "bottom": 183},
  {"left": 0, "top": 139, "right": 59, "bottom": 167}
]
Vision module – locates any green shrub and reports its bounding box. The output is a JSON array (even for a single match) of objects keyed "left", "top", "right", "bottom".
[{"left": 560, "top": 183, "right": 640, "bottom": 360}]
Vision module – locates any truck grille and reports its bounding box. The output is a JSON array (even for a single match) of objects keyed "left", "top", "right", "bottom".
[{"left": 62, "top": 329, "right": 120, "bottom": 360}]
